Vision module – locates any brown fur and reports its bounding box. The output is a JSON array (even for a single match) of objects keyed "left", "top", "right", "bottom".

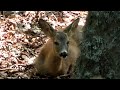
[{"left": 34, "top": 18, "right": 81, "bottom": 77}]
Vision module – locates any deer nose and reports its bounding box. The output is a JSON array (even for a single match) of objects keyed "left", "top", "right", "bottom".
[{"left": 59, "top": 51, "right": 68, "bottom": 58}]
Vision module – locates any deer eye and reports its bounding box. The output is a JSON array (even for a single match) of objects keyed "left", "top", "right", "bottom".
[
  {"left": 67, "top": 41, "right": 69, "bottom": 44},
  {"left": 54, "top": 41, "right": 59, "bottom": 45}
]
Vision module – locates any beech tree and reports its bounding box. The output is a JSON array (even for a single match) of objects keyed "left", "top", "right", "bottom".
[{"left": 73, "top": 11, "right": 120, "bottom": 79}]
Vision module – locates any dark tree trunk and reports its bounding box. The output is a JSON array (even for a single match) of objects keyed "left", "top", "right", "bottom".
[{"left": 72, "top": 11, "right": 120, "bottom": 79}]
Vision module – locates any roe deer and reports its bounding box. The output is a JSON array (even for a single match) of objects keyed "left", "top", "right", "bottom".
[{"left": 34, "top": 18, "right": 81, "bottom": 77}]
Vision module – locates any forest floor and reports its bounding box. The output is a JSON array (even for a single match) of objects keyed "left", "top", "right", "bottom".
[{"left": 0, "top": 11, "right": 88, "bottom": 79}]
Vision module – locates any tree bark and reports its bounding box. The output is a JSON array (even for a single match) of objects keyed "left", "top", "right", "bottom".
[{"left": 73, "top": 11, "right": 120, "bottom": 79}]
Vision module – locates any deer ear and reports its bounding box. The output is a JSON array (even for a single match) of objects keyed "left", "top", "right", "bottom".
[
  {"left": 38, "top": 19, "right": 55, "bottom": 38},
  {"left": 64, "top": 18, "right": 79, "bottom": 35}
]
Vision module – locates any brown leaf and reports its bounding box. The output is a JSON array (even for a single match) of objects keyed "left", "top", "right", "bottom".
[{"left": 57, "top": 17, "right": 64, "bottom": 23}]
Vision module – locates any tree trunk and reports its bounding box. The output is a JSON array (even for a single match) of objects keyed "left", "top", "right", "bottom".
[{"left": 72, "top": 11, "right": 120, "bottom": 79}]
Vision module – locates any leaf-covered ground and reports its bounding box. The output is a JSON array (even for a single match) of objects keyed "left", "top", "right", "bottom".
[{"left": 0, "top": 11, "right": 88, "bottom": 79}]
